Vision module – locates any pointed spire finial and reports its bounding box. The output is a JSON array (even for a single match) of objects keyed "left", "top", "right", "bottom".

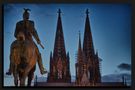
[
  {"left": 58, "top": 9, "right": 62, "bottom": 14},
  {"left": 86, "top": 9, "right": 89, "bottom": 15}
]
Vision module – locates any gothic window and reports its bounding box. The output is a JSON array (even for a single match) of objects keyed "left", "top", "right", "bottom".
[{"left": 57, "top": 58, "right": 63, "bottom": 79}]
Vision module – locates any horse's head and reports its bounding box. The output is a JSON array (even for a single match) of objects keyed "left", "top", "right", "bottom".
[{"left": 17, "top": 31, "right": 25, "bottom": 41}]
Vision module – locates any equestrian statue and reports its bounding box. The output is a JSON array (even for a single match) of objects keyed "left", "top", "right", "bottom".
[{"left": 6, "top": 8, "right": 47, "bottom": 86}]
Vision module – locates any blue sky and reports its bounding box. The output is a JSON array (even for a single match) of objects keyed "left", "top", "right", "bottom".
[{"left": 4, "top": 4, "right": 131, "bottom": 85}]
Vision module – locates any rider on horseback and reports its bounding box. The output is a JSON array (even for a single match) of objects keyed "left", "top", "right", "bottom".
[{"left": 6, "top": 8, "right": 47, "bottom": 75}]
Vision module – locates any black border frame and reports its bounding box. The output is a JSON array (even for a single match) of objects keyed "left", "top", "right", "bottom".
[{"left": 0, "top": 0, "right": 134, "bottom": 90}]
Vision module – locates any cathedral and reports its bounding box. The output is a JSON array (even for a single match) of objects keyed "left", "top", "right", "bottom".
[
  {"left": 47, "top": 8, "right": 101, "bottom": 85},
  {"left": 34, "top": 9, "right": 126, "bottom": 87},
  {"left": 75, "top": 9, "right": 101, "bottom": 86},
  {"left": 47, "top": 9, "right": 71, "bottom": 83}
]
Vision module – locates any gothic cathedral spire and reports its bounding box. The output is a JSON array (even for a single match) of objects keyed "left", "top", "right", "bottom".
[
  {"left": 77, "top": 31, "right": 84, "bottom": 63},
  {"left": 53, "top": 9, "right": 66, "bottom": 58},
  {"left": 47, "top": 9, "right": 71, "bottom": 83},
  {"left": 75, "top": 9, "right": 101, "bottom": 86},
  {"left": 76, "top": 31, "right": 89, "bottom": 85},
  {"left": 83, "top": 9, "right": 95, "bottom": 59}
]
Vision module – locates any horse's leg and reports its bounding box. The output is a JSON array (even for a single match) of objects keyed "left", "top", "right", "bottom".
[
  {"left": 13, "top": 74, "right": 18, "bottom": 86},
  {"left": 19, "top": 71, "right": 22, "bottom": 86},
  {"left": 20, "top": 78, "right": 26, "bottom": 86},
  {"left": 14, "top": 78, "right": 18, "bottom": 86},
  {"left": 19, "top": 70, "right": 27, "bottom": 86},
  {"left": 27, "top": 65, "right": 36, "bottom": 86},
  {"left": 20, "top": 75, "right": 27, "bottom": 86},
  {"left": 13, "top": 66, "right": 18, "bottom": 86}
]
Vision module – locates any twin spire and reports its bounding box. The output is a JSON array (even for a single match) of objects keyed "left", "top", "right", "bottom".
[
  {"left": 53, "top": 8, "right": 66, "bottom": 58},
  {"left": 54, "top": 8, "right": 95, "bottom": 62},
  {"left": 83, "top": 8, "right": 95, "bottom": 58},
  {"left": 77, "top": 8, "right": 95, "bottom": 59},
  {"left": 76, "top": 9, "right": 101, "bottom": 85},
  {"left": 48, "top": 8, "right": 101, "bottom": 84},
  {"left": 48, "top": 8, "right": 71, "bottom": 83}
]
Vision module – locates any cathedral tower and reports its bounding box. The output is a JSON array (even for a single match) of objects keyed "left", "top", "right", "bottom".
[
  {"left": 76, "top": 32, "right": 89, "bottom": 85},
  {"left": 47, "top": 9, "right": 71, "bottom": 83},
  {"left": 83, "top": 9, "right": 101, "bottom": 84},
  {"left": 76, "top": 9, "right": 101, "bottom": 86}
]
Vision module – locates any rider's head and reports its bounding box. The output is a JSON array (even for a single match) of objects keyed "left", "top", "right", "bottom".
[{"left": 23, "top": 8, "right": 30, "bottom": 20}]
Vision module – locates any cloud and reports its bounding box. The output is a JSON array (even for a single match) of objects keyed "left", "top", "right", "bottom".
[{"left": 117, "top": 63, "right": 131, "bottom": 71}]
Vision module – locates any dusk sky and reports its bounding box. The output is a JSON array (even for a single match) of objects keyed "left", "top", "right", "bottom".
[{"left": 4, "top": 4, "right": 131, "bottom": 86}]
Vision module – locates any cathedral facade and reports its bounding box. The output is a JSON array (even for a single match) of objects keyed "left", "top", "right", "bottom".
[
  {"left": 75, "top": 9, "right": 101, "bottom": 86},
  {"left": 47, "top": 9, "right": 71, "bottom": 83}
]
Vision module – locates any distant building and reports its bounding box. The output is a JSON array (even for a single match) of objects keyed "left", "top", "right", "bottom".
[{"left": 47, "top": 9, "right": 71, "bottom": 83}]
